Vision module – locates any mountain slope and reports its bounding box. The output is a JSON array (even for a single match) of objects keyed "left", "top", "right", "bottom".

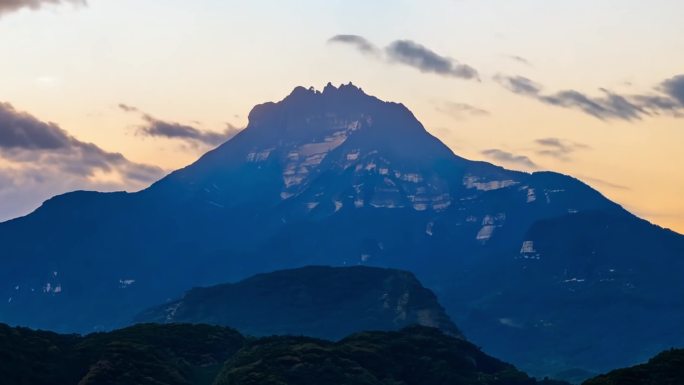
[
  {"left": 0, "top": 83, "right": 682, "bottom": 379},
  {"left": 135, "top": 266, "right": 461, "bottom": 339}
]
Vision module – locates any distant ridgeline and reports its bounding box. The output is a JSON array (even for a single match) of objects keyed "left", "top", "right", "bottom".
[
  {"left": 2, "top": 83, "right": 684, "bottom": 380},
  {"left": 135, "top": 266, "right": 461, "bottom": 339}
]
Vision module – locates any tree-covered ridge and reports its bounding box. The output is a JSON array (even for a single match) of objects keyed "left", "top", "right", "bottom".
[
  {"left": 583, "top": 349, "right": 684, "bottom": 385},
  {"left": 10, "top": 321, "right": 682, "bottom": 385},
  {"left": 0, "top": 322, "right": 571, "bottom": 385},
  {"left": 215, "top": 325, "right": 568, "bottom": 385},
  {"left": 0, "top": 323, "right": 245, "bottom": 385}
]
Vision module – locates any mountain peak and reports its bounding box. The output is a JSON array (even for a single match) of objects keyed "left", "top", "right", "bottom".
[
  {"left": 246, "top": 82, "right": 378, "bottom": 131},
  {"left": 244, "top": 82, "right": 428, "bottom": 140},
  {"left": 285, "top": 82, "right": 367, "bottom": 100},
  {"left": 158, "top": 82, "right": 464, "bottom": 203}
]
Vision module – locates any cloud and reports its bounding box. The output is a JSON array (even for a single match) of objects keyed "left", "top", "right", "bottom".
[
  {"left": 506, "top": 55, "right": 532, "bottom": 66},
  {"left": 118, "top": 104, "right": 239, "bottom": 147},
  {"left": 438, "top": 102, "right": 490, "bottom": 119},
  {"left": 579, "top": 176, "right": 630, "bottom": 191},
  {"left": 117, "top": 103, "right": 138, "bottom": 113},
  {"left": 637, "top": 75, "right": 684, "bottom": 116},
  {"left": 495, "top": 74, "right": 684, "bottom": 121},
  {"left": 0, "top": 102, "right": 73, "bottom": 150},
  {"left": 385, "top": 40, "right": 479, "bottom": 80},
  {"left": 0, "top": 101, "right": 166, "bottom": 221},
  {"left": 328, "top": 35, "right": 479, "bottom": 81},
  {"left": 328, "top": 35, "right": 380, "bottom": 56},
  {"left": 481, "top": 149, "right": 537, "bottom": 169},
  {"left": 0, "top": 0, "right": 85, "bottom": 16},
  {"left": 661, "top": 75, "right": 684, "bottom": 105},
  {"left": 494, "top": 75, "right": 542, "bottom": 96},
  {"left": 0, "top": 102, "right": 164, "bottom": 182},
  {"left": 540, "top": 89, "right": 645, "bottom": 121},
  {"left": 535, "top": 137, "right": 590, "bottom": 161},
  {"left": 139, "top": 118, "right": 228, "bottom": 146}
]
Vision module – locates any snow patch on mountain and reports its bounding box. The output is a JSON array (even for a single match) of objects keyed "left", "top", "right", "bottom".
[{"left": 464, "top": 175, "right": 518, "bottom": 191}]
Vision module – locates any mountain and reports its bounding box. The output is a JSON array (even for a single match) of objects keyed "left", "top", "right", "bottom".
[
  {"left": 1, "top": 83, "right": 683, "bottom": 378},
  {"left": 0, "top": 322, "right": 568, "bottom": 385},
  {"left": 0, "top": 322, "right": 245, "bottom": 385},
  {"left": 135, "top": 266, "right": 461, "bottom": 339},
  {"left": 583, "top": 349, "right": 684, "bottom": 385}
]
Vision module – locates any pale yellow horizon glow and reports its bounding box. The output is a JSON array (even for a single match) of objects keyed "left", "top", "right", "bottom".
[{"left": 0, "top": 0, "right": 682, "bottom": 233}]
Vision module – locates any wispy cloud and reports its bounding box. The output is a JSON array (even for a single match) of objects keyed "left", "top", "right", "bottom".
[
  {"left": 328, "top": 35, "right": 479, "bottom": 81},
  {"left": 385, "top": 40, "right": 479, "bottom": 80},
  {"left": 327, "top": 35, "right": 380, "bottom": 56},
  {"left": 580, "top": 176, "right": 630, "bottom": 191},
  {"left": 495, "top": 73, "right": 684, "bottom": 121},
  {"left": 481, "top": 148, "right": 537, "bottom": 169},
  {"left": 438, "top": 102, "right": 490, "bottom": 119},
  {"left": 541, "top": 89, "right": 645, "bottom": 121},
  {"left": 494, "top": 75, "right": 541, "bottom": 96},
  {"left": 505, "top": 55, "right": 532, "bottom": 67},
  {"left": 535, "top": 137, "right": 590, "bottom": 161},
  {"left": 0, "top": 0, "right": 85, "bottom": 16},
  {"left": 118, "top": 104, "right": 239, "bottom": 147}
]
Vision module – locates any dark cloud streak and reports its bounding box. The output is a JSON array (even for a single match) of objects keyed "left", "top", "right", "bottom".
[
  {"left": 481, "top": 149, "right": 537, "bottom": 169},
  {"left": 494, "top": 75, "right": 541, "bottom": 96},
  {"left": 328, "top": 35, "right": 380, "bottom": 56},
  {"left": 328, "top": 35, "right": 479, "bottom": 81},
  {"left": 118, "top": 104, "right": 239, "bottom": 147},
  {"left": 535, "top": 137, "right": 589, "bottom": 161},
  {"left": 506, "top": 55, "right": 532, "bottom": 66},
  {"left": 385, "top": 40, "right": 479, "bottom": 80},
  {"left": 661, "top": 75, "right": 684, "bottom": 105},
  {"left": 0, "top": 0, "right": 86, "bottom": 16},
  {"left": 580, "top": 176, "right": 630, "bottom": 191},
  {"left": 495, "top": 73, "right": 684, "bottom": 121},
  {"left": 0, "top": 102, "right": 72, "bottom": 150}
]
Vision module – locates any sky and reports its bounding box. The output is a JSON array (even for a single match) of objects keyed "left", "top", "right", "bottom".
[{"left": 0, "top": 0, "right": 683, "bottom": 233}]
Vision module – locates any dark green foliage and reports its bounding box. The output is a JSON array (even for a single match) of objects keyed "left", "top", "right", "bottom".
[
  {"left": 583, "top": 349, "right": 684, "bottom": 385},
  {"left": 0, "top": 323, "right": 245, "bottom": 385},
  {"left": 214, "top": 325, "right": 564, "bottom": 385},
  {"left": 0, "top": 324, "right": 83, "bottom": 385},
  {"left": 0, "top": 322, "right": 573, "bottom": 385}
]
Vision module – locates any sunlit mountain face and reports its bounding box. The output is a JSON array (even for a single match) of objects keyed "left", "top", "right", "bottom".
[{"left": 1, "top": 84, "right": 683, "bottom": 380}]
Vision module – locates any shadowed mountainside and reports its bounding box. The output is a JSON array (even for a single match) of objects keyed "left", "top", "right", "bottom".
[{"left": 136, "top": 265, "right": 461, "bottom": 339}]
